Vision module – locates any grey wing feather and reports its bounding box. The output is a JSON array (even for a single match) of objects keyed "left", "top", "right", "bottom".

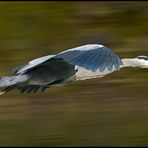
[
  {"left": 22, "top": 58, "right": 77, "bottom": 86},
  {"left": 12, "top": 44, "right": 122, "bottom": 78},
  {"left": 55, "top": 44, "right": 123, "bottom": 72},
  {"left": 12, "top": 64, "right": 28, "bottom": 75},
  {"left": 17, "top": 58, "right": 78, "bottom": 94},
  {"left": 13, "top": 55, "right": 55, "bottom": 75},
  {"left": 19, "top": 85, "right": 41, "bottom": 94}
]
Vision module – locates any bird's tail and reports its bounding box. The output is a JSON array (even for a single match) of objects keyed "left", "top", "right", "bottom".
[
  {"left": 121, "top": 56, "right": 148, "bottom": 68},
  {"left": 0, "top": 74, "right": 29, "bottom": 95}
]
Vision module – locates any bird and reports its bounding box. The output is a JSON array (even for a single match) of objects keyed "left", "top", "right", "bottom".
[{"left": 0, "top": 44, "right": 147, "bottom": 95}]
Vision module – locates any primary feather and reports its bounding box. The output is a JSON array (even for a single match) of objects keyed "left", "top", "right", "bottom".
[{"left": 55, "top": 44, "right": 123, "bottom": 72}]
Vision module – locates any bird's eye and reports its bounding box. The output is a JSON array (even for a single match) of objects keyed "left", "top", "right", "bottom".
[{"left": 137, "top": 56, "right": 148, "bottom": 61}]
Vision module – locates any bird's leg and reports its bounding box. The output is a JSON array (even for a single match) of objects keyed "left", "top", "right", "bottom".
[
  {"left": 0, "top": 90, "right": 5, "bottom": 95},
  {"left": 0, "top": 86, "right": 15, "bottom": 95}
]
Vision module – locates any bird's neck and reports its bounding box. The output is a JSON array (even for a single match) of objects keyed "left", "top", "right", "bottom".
[{"left": 121, "top": 58, "right": 148, "bottom": 68}]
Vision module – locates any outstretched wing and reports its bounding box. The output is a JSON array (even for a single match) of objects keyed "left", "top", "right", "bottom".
[
  {"left": 25, "top": 58, "right": 77, "bottom": 85},
  {"left": 55, "top": 44, "right": 123, "bottom": 72},
  {"left": 18, "top": 85, "right": 48, "bottom": 93},
  {"left": 13, "top": 55, "right": 55, "bottom": 75},
  {"left": 13, "top": 44, "right": 122, "bottom": 75}
]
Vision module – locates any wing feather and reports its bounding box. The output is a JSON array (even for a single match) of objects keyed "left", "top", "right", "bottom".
[
  {"left": 55, "top": 44, "right": 122, "bottom": 72},
  {"left": 13, "top": 44, "right": 122, "bottom": 77},
  {"left": 13, "top": 55, "right": 55, "bottom": 75}
]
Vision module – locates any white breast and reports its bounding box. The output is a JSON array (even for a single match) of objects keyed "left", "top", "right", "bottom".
[{"left": 75, "top": 66, "right": 116, "bottom": 80}]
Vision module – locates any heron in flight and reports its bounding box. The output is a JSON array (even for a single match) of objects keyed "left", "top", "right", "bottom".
[{"left": 0, "top": 44, "right": 147, "bottom": 95}]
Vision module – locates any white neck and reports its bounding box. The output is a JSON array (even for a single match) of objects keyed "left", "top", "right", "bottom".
[
  {"left": 75, "top": 57, "right": 148, "bottom": 81},
  {"left": 121, "top": 58, "right": 148, "bottom": 68}
]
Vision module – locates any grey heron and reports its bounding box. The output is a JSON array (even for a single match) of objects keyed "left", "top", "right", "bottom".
[{"left": 0, "top": 44, "right": 148, "bottom": 95}]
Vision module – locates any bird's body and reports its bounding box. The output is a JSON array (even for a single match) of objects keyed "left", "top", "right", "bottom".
[{"left": 0, "top": 44, "right": 148, "bottom": 95}]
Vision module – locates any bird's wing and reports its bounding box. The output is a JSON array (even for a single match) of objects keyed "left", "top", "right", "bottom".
[
  {"left": 18, "top": 85, "right": 48, "bottom": 94},
  {"left": 13, "top": 55, "right": 55, "bottom": 75},
  {"left": 12, "top": 55, "right": 77, "bottom": 85},
  {"left": 24, "top": 58, "right": 77, "bottom": 85},
  {"left": 54, "top": 44, "right": 123, "bottom": 72},
  {"left": 13, "top": 44, "right": 122, "bottom": 75}
]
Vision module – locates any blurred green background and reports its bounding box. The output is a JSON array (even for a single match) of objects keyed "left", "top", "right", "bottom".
[{"left": 0, "top": 1, "right": 148, "bottom": 146}]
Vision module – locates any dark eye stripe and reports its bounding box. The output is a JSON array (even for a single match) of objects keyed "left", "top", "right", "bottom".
[{"left": 137, "top": 56, "right": 148, "bottom": 61}]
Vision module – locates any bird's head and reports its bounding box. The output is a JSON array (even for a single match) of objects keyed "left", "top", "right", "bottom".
[
  {"left": 137, "top": 55, "right": 148, "bottom": 61},
  {"left": 136, "top": 55, "right": 148, "bottom": 68}
]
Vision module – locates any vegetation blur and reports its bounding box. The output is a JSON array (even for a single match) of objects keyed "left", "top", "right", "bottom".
[{"left": 0, "top": 1, "right": 148, "bottom": 146}]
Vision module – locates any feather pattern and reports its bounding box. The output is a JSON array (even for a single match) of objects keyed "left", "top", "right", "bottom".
[{"left": 55, "top": 44, "right": 123, "bottom": 72}]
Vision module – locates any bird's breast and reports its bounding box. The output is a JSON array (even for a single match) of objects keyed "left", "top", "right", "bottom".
[{"left": 75, "top": 66, "right": 115, "bottom": 80}]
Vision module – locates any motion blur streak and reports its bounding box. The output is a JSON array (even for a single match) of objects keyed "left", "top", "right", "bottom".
[{"left": 0, "top": 2, "right": 147, "bottom": 147}]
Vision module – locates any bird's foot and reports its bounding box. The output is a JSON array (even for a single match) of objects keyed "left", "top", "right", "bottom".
[{"left": 0, "top": 91, "right": 5, "bottom": 95}]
